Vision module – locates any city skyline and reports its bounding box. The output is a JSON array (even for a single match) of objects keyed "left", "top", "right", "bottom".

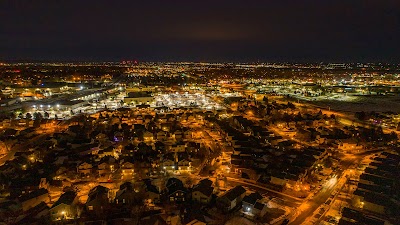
[{"left": 1, "top": 0, "right": 400, "bottom": 62}]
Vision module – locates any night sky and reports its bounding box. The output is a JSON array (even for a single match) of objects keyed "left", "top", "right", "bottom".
[{"left": 1, "top": 0, "right": 399, "bottom": 62}]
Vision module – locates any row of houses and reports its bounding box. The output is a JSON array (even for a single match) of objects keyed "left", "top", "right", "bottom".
[
  {"left": 339, "top": 151, "right": 400, "bottom": 224},
  {"left": 350, "top": 152, "right": 400, "bottom": 216},
  {"left": 212, "top": 116, "right": 330, "bottom": 189}
]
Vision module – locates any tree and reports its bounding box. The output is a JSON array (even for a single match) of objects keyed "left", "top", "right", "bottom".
[
  {"left": 263, "top": 96, "right": 268, "bottom": 103},
  {"left": 44, "top": 111, "right": 49, "bottom": 119},
  {"left": 9, "top": 112, "right": 16, "bottom": 120},
  {"left": 36, "top": 112, "right": 43, "bottom": 120},
  {"left": 295, "top": 112, "right": 303, "bottom": 123},
  {"left": 287, "top": 102, "right": 295, "bottom": 109},
  {"left": 26, "top": 113, "right": 32, "bottom": 120},
  {"left": 355, "top": 111, "right": 366, "bottom": 121}
]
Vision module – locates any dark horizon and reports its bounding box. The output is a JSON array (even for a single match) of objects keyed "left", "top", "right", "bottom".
[{"left": 1, "top": 0, "right": 400, "bottom": 63}]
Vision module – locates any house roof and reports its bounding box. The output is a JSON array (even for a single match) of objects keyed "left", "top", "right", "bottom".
[
  {"left": 87, "top": 185, "right": 109, "bottom": 204},
  {"left": 341, "top": 207, "right": 385, "bottom": 225},
  {"left": 193, "top": 185, "right": 213, "bottom": 197},
  {"left": 51, "top": 191, "right": 76, "bottom": 208},
  {"left": 19, "top": 188, "right": 48, "bottom": 203},
  {"left": 140, "top": 214, "right": 167, "bottom": 225},
  {"left": 254, "top": 202, "right": 266, "bottom": 210},
  {"left": 242, "top": 192, "right": 263, "bottom": 205},
  {"left": 166, "top": 178, "right": 186, "bottom": 195},
  {"left": 146, "top": 183, "right": 159, "bottom": 194},
  {"left": 222, "top": 186, "right": 246, "bottom": 201},
  {"left": 198, "top": 179, "right": 213, "bottom": 187}
]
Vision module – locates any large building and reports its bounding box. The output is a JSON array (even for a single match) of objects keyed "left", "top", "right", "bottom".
[{"left": 124, "top": 91, "right": 154, "bottom": 105}]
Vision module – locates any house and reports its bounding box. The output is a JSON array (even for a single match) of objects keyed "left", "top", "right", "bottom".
[
  {"left": 77, "top": 162, "right": 93, "bottom": 176},
  {"left": 14, "top": 201, "right": 49, "bottom": 224},
  {"left": 98, "top": 147, "right": 115, "bottom": 158},
  {"left": 170, "top": 142, "right": 186, "bottom": 153},
  {"left": 352, "top": 189, "right": 392, "bottom": 215},
  {"left": 113, "top": 132, "right": 124, "bottom": 142},
  {"left": 97, "top": 157, "right": 118, "bottom": 177},
  {"left": 251, "top": 201, "right": 268, "bottom": 218},
  {"left": 18, "top": 188, "right": 49, "bottom": 211},
  {"left": 174, "top": 130, "right": 184, "bottom": 141},
  {"left": 86, "top": 186, "right": 110, "bottom": 215},
  {"left": 163, "top": 159, "right": 176, "bottom": 171},
  {"left": 120, "top": 161, "right": 135, "bottom": 178},
  {"left": 192, "top": 131, "right": 203, "bottom": 139},
  {"left": 339, "top": 207, "right": 386, "bottom": 225},
  {"left": 184, "top": 130, "right": 192, "bottom": 139},
  {"left": 140, "top": 213, "right": 168, "bottom": 225},
  {"left": 166, "top": 178, "right": 187, "bottom": 203},
  {"left": 95, "top": 133, "right": 108, "bottom": 142},
  {"left": 145, "top": 182, "right": 160, "bottom": 204},
  {"left": 216, "top": 186, "right": 246, "bottom": 213},
  {"left": 122, "top": 144, "right": 135, "bottom": 157},
  {"left": 186, "top": 142, "right": 200, "bottom": 154},
  {"left": 97, "top": 162, "right": 111, "bottom": 177},
  {"left": 160, "top": 123, "right": 172, "bottom": 132},
  {"left": 241, "top": 192, "right": 267, "bottom": 219},
  {"left": 115, "top": 182, "right": 136, "bottom": 205},
  {"left": 178, "top": 159, "right": 191, "bottom": 171},
  {"left": 192, "top": 180, "right": 214, "bottom": 204},
  {"left": 143, "top": 131, "right": 154, "bottom": 142},
  {"left": 0, "top": 200, "right": 22, "bottom": 221},
  {"left": 49, "top": 191, "right": 79, "bottom": 220},
  {"left": 157, "top": 130, "right": 168, "bottom": 141}
]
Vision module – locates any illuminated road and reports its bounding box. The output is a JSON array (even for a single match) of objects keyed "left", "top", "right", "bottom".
[
  {"left": 0, "top": 133, "right": 48, "bottom": 165},
  {"left": 288, "top": 151, "right": 378, "bottom": 225},
  {"left": 288, "top": 177, "right": 340, "bottom": 225}
]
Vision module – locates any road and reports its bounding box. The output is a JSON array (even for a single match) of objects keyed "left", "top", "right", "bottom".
[
  {"left": 289, "top": 178, "right": 340, "bottom": 225},
  {"left": 0, "top": 133, "right": 48, "bottom": 165},
  {"left": 288, "top": 151, "right": 378, "bottom": 225},
  {"left": 0, "top": 121, "right": 68, "bottom": 166}
]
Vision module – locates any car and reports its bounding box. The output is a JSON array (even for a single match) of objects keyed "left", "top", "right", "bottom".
[
  {"left": 281, "top": 219, "right": 289, "bottom": 225},
  {"left": 325, "top": 199, "right": 332, "bottom": 205}
]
